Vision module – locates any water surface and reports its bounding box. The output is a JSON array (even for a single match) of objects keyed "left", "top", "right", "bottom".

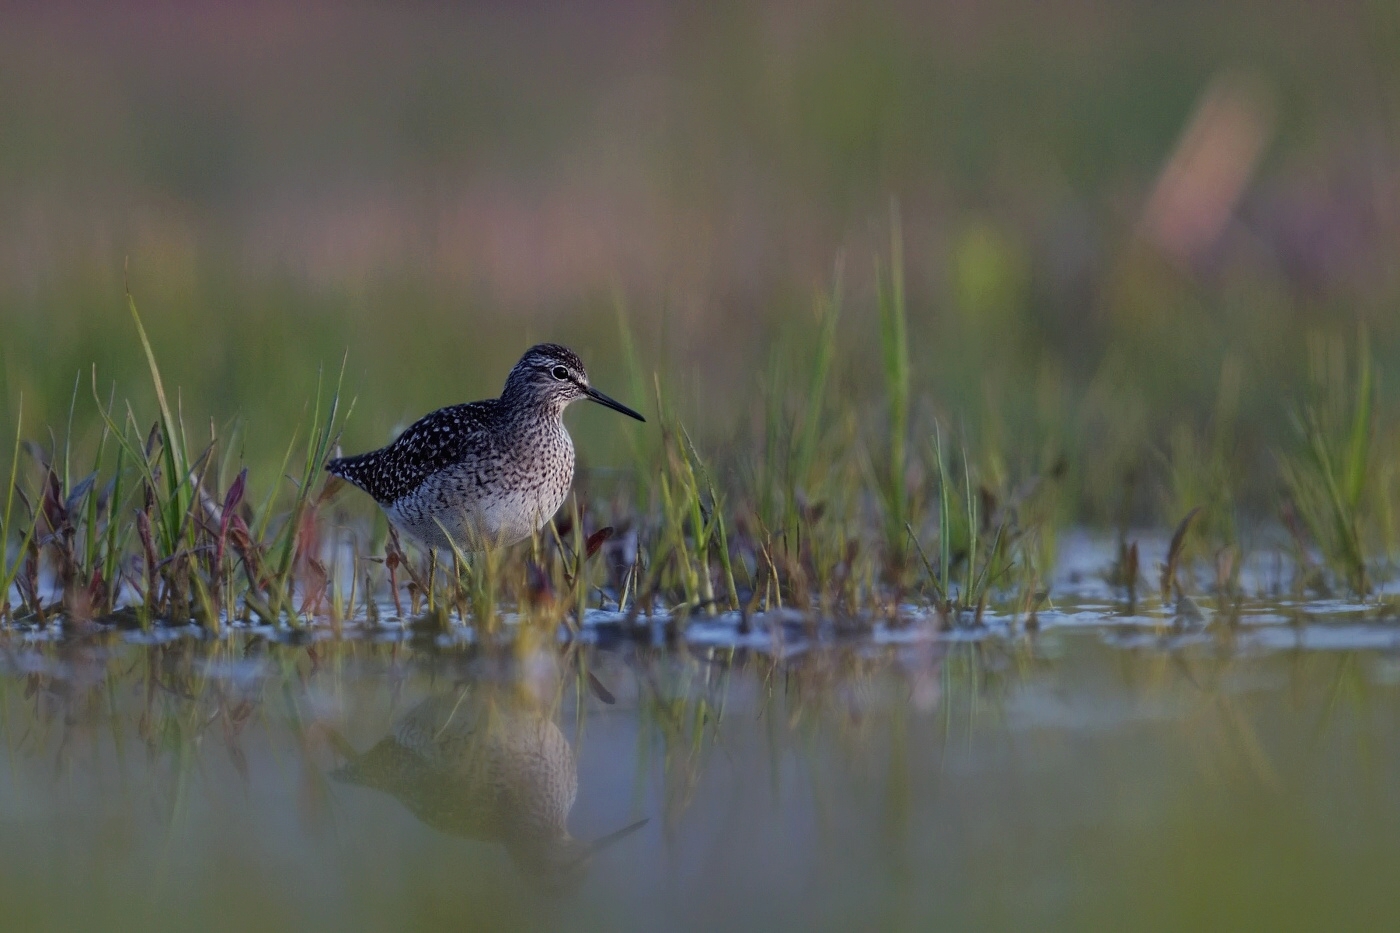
[{"left": 3, "top": 612, "right": 1400, "bottom": 931}]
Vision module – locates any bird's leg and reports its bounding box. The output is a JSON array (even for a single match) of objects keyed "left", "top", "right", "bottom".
[
  {"left": 450, "top": 551, "right": 467, "bottom": 621},
  {"left": 386, "top": 557, "right": 403, "bottom": 620},
  {"left": 385, "top": 527, "right": 406, "bottom": 619},
  {"left": 427, "top": 548, "right": 438, "bottom": 614}
]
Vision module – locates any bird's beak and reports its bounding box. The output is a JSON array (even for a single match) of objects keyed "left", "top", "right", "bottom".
[
  {"left": 584, "top": 386, "right": 646, "bottom": 422},
  {"left": 583, "top": 817, "right": 650, "bottom": 858}
]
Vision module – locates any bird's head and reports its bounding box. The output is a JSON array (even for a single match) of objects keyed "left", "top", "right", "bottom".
[{"left": 501, "top": 344, "right": 645, "bottom": 422}]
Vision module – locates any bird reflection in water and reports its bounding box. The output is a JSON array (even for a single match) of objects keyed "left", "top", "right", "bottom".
[{"left": 334, "top": 685, "right": 646, "bottom": 887}]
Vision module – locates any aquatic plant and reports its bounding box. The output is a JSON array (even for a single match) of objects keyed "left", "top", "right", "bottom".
[
  {"left": 873, "top": 214, "right": 914, "bottom": 585},
  {"left": 0, "top": 273, "right": 1394, "bottom": 641},
  {"left": 1279, "top": 332, "right": 1375, "bottom": 595}
]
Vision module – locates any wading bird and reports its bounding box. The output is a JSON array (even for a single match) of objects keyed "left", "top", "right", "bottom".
[{"left": 327, "top": 344, "right": 644, "bottom": 551}]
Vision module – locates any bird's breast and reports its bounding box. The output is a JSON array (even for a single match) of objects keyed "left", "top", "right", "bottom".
[{"left": 386, "top": 423, "right": 574, "bottom": 549}]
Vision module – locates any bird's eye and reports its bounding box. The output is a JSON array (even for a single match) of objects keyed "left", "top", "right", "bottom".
[{"left": 551, "top": 366, "right": 569, "bottom": 380}]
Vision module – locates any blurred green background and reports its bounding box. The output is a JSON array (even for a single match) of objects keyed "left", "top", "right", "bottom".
[{"left": 2, "top": 0, "right": 1398, "bottom": 524}]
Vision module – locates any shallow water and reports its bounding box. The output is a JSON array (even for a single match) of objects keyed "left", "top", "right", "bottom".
[
  {"left": 3, "top": 613, "right": 1400, "bottom": 932},
  {"left": 6, "top": 532, "right": 1400, "bottom": 930}
]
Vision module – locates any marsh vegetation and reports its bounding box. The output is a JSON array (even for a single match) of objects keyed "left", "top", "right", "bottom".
[{"left": 1, "top": 269, "right": 1395, "bottom": 639}]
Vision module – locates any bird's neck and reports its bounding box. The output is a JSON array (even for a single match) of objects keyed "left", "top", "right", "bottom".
[{"left": 499, "top": 388, "right": 569, "bottom": 426}]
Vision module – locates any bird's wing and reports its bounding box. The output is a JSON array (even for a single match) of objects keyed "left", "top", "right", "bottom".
[
  {"left": 326, "top": 401, "right": 498, "bottom": 504},
  {"left": 391, "top": 692, "right": 498, "bottom": 774}
]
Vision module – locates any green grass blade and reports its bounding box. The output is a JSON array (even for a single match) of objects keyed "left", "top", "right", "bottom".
[
  {"left": 964, "top": 443, "right": 977, "bottom": 606},
  {"left": 794, "top": 262, "right": 842, "bottom": 487},
  {"left": 876, "top": 211, "right": 910, "bottom": 545},
  {"left": 1, "top": 394, "right": 21, "bottom": 588},
  {"left": 127, "top": 291, "right": 191, "bottom": 548},
  {"left": 1343, "top": 330, "right": 1372, "bottom": 511},
  {"left": 63, "top": 372, "right": 79, "bottom": 495},
  {"left": 934, "top": 425, "right": 951, "bottom": 597}
]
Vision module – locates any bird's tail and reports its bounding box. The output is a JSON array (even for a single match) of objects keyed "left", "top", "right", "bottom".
[{"left": 325, "top": 452, "right": 371, "bottom": 489}]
